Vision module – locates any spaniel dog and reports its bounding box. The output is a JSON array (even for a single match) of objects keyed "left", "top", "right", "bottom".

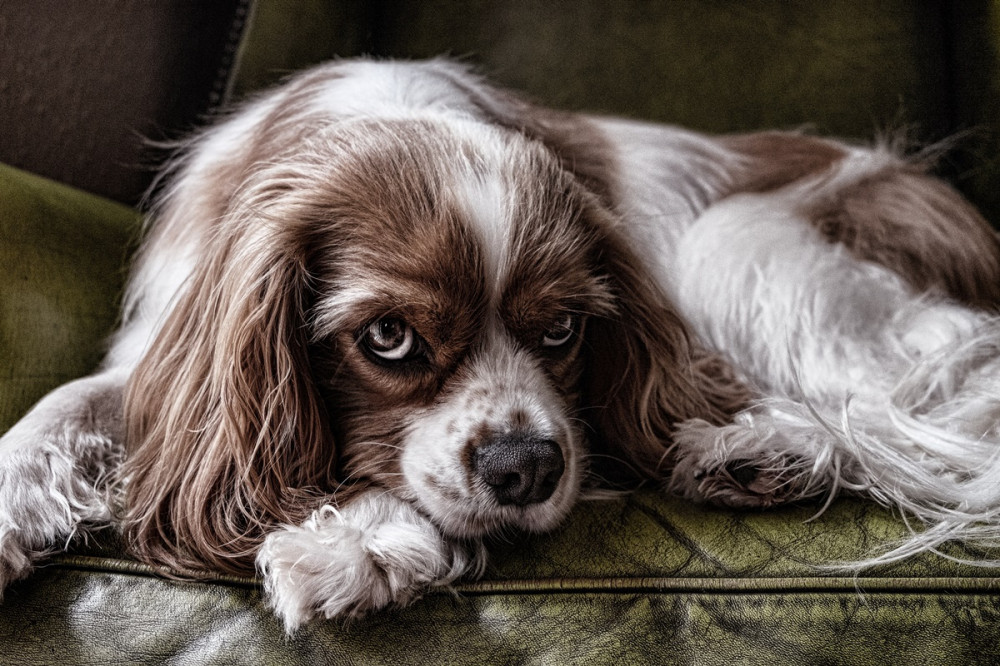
[{"left": 3, "top": 59, "right": 1000, "bottom": 632}]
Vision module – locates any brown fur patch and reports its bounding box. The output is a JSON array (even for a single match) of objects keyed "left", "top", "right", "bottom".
[
  {"left": 496, "top": 172, "right": 617, "bottom": 398},
  {"left": 124, "top": 234, "right": 336, "bottom": 576},
  {"left": 806, "top": 167, "right": 1000, "bottom": 308},
  {"left": 722, "top": 131, "right": 847, "bottom": 193},
  {"left": 724, "top": 131, "right": 1000, "bottom": 308},
  {"left": 432, "top": 65, "right": 619, "bottom": 208}
]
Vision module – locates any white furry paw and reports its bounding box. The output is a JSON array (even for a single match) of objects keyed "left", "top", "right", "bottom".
[
  {"left": 668, "top": 418, "right": 817, "bottom": 509},
  {"left": 257, "top": 493, "right": 479, "bottom": 633},
  {"left": 0, "top": 371, "right": 124, "bottom": 593},
  {"left": 0, "top": 428, "right": 116, "bottom": 592}
]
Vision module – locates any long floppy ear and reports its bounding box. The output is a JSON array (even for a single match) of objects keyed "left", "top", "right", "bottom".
[
  {"left": 123, "top": 193, "right": 334, "bottom": 577},
  {"left": 582, "top": 235, "right": 752, "bottom": 484}
]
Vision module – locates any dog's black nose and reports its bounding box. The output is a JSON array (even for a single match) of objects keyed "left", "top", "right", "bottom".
[{"left": 473, "top": 434, "right": 565, "bottom": 506}]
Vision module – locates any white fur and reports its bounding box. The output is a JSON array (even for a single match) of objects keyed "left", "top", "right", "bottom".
[
  {"left": 666, "top": 158, "right": 1000, "bottom": 562},
  {"left": 590, "top": 116, "right": 743, "bottom": 289},
  {"left": 454, "top": 173, "right": 516, "bottom": 297},
  {"left": 0, "top": 370, "right": 125, "bottom": 590},
  {"left": 258, "top": 493, "right": 484, "bottom": 632}
]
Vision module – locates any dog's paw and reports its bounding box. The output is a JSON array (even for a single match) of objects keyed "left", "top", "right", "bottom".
[
  {"left": 257, "top": 493, "right": 478, "bottom": 633},
  {"left": 668, "top": 418, "right": 815, "bottom": 509},
  {"left": 0, "top": 523, "right": 34, "bottom": 592},
  {"left": 0, "top": 371, "right": 124, "bottom": 594},
  {"left": 0, "top": 428, "right": 117, "bottom": 594},
  {"left": 677, "top": 456, "right": 807, "bottom": 509}
]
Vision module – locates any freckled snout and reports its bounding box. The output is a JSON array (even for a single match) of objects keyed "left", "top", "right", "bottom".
[{"left": 473, "top": 434, "right": 565, "bottom": 506}]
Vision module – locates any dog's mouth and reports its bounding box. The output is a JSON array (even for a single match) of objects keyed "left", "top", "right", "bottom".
[{"left": 417, "top": 481, "right": 580, "bottom": 539}]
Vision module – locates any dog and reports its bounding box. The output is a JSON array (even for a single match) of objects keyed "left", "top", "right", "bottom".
[{"left": 2, "top": 58, "right": 1000, "bottom": 632}]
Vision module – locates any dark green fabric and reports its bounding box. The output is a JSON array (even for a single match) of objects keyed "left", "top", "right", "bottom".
[
  {"left": 234, "top": 0, "right": 1000, "bottom": 223},
  {"left": 236, "top": 0, "right": 951, "bottom": 136},
  {"left": 233, "top": 0, "right": 372, "bottom": 97},
  {"left": 0, "top": 163, "right": 138, "bottom": 433},
  {"left": 944, "top": 2, "right": 1000, "bottom": 228}
]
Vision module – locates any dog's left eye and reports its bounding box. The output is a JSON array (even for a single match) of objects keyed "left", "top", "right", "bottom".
[
  {"left": 362, "top": 317, "right": 417, "bottom": 360},
  {"left": 541, "top": 314, "right": 579, "bottom": 347}
]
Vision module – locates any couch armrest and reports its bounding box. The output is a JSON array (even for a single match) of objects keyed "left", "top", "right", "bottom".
[{"left": 0, "top": 163, "right": 138, "bottom": 433}]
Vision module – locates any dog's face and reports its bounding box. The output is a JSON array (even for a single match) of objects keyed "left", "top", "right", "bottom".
[{"left": 303, "top": 118, "right": 617, "bottom": 536}]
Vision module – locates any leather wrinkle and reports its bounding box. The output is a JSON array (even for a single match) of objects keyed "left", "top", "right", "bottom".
[{"left": 629, "top": 497, "right": 731, "bottom": 573}]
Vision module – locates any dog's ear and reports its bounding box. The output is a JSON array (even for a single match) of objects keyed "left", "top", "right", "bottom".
[
  {"left": 123, "top": 183, "right": 335, "bottom": 577},
  {"left": 582, "top": 234, "right": 751, "bottom": 484}
]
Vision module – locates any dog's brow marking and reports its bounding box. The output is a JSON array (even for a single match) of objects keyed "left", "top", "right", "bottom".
[
  {"left": 314, "top": 284, "right": 380, "bottom": 333},
  {"left": 452, "top": 165, "right": 514, "bottom": 304}
]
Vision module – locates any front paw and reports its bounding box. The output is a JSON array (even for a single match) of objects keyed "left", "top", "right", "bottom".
[
  {"left": 0, "top": 432, "right": 116, "bottom": 593},
  {"left": 257, "top": 495, "right": 478, "bottom": 632}
]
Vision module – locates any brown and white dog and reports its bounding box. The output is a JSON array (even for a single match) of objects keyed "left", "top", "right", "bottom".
[{"left": 2, "top": 58, "right": 1000, "bottom": 631}]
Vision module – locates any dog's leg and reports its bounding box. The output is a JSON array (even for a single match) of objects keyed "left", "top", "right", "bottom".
[
  {"left": 0, "top": 367, "right": 126, "bottom": 590},
  {"left": 669, "top": 322, "right": 1000, "bottom": 516},
  {"left": 667, "top": 158, "right": 1000, "bottom": 520},
  {"left": 667, "top": 306, "right": 1000, "bottom": 513},
  {"left": 257, "top": 491, "right": 484, "bottom": 633}
]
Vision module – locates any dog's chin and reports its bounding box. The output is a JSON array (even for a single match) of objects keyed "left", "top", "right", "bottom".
[{"left": 405, "top": 477, "right": 582, "bottom": 539}]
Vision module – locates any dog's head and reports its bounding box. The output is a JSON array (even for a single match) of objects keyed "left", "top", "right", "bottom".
[
  {"left": 123, "top": 94, "right": 743, "bottom": 575},
  {"left": 301, "top": 116, "right": 619, "bottom": 537}
]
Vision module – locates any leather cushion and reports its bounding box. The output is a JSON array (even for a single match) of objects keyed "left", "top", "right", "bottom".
[
  {"left": 0, "top": 0, "right": 250, "bottom": 204},
  {"left": 3, "top": 492, "right": 1000, "bottom": 663}
]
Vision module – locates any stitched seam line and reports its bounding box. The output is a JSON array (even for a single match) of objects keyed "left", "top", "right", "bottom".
[
  {"left": 452, "top": 576, "right": 1000, "bottom": 595},
  {"left": 211, "top": 0, "right": 255, "bottom": 107},
  {"left": 42, "top": 555, "right": 1000, "bottom": 595}
]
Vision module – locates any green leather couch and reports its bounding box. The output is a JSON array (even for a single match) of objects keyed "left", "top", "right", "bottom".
[{"left": 3, "top": 2, "right": 1000, "bottom": 663}]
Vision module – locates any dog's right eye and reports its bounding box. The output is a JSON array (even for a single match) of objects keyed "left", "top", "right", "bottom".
[{"left": 362, "top": 317, "right": 417, "bottom": 361}]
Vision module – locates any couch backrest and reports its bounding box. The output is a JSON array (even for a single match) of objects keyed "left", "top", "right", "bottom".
[
  {"left": 0, "top": 0, "right": 251, "bottom": 205},
  {"left": 4, "top": 0, "right": 999, "bottom": 221}
]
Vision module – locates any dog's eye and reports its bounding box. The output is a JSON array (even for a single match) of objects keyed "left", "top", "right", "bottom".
[
  {"left": 363, "top": 317, "right": 416, "bottom": 360},
  {"left": 541, "top": 314, "right": 578, "bottom": 347}
]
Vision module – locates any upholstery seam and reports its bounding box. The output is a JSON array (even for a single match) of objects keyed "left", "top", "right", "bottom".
[
  {"left": 451, "top": 576, "right": 1000, "bottom": 596},
  {"left": 41, "top": 555, "right": 1000, "bottom": 595}
]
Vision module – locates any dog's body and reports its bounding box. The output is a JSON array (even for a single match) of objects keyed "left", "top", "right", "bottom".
[{"left": 3, "top": 59, "right": 1000, "bottom": 631}]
